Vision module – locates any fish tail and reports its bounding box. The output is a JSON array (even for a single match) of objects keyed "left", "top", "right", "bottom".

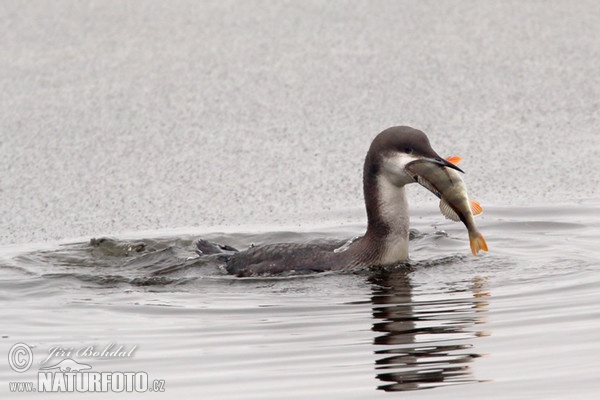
[{"left": 469, "top": 232, "right": 489, "bottom": 256}]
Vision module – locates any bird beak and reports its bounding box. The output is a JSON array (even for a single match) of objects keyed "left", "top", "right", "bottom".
[{"left": 422, "top": 157, "right": 465, "bottom": 173}]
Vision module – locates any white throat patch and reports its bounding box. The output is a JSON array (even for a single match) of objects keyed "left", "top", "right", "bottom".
[{"left": 376, "top": 175, "right": 410, "bottom": 264}]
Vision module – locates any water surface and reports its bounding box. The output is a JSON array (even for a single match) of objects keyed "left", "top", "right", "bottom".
[{"left": 1, "top": 203, "right": 599, "bottom": 399}]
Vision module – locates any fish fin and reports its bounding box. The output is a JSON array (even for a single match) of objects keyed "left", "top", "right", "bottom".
[
  {"left": 470, "top": 200, "right": 483, "bottom": 216},
  {"left": 439, "top": 199, "right": 461, "bottom": 221},
  {"left": 445, "top": 156, "right": 462, "bottom": 165},
  {"left": 469, "top": 232, "right": 489, "bottom": 256}
]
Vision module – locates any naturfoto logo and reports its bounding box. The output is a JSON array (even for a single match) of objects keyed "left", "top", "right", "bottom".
[{"left": 7, "top": 342, "right": 165, "bottom": 393}]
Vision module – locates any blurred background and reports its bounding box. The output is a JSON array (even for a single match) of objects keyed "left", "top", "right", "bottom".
[{"left": 2, "top": 0, "right": 599, "bottom": 245}]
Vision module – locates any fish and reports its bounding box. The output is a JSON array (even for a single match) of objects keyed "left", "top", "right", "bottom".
[{"left": 406, "top": 156, "right": 488, "bottom": 256}]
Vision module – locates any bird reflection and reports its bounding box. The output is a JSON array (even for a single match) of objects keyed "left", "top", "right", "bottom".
[{"left": 368, "top": 266, "right": 490, "bottom": 392}]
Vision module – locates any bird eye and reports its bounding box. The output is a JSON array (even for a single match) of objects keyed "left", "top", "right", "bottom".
[{"left": 404, "top": 147, "right": 413, "bottom": 154}]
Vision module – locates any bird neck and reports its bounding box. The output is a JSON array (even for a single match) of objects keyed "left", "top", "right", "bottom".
[{"left": 358, "top": 170, "right": 410, "bottom": 265}]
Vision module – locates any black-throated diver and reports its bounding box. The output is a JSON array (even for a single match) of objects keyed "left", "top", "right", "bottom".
[{"left": 197, "top": 126, "right": 463, "bottom": 277}]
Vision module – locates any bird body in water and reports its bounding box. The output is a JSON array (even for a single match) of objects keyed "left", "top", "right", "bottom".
[{"left": 197, "top": 126, "right": 485, "bottom": 277}]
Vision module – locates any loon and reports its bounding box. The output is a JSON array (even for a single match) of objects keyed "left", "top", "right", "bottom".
[{"left": 197, "top": 126, "right": 463, "bottom": 277}]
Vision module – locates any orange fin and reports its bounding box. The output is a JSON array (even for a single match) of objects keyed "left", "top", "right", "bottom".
[
  {"left": 446, "top": 156, "right": 462, "bottom": 166},
  {"left": 470, "top": 200, "right": 483, "bottom": 216},
  {"left": 469, "top": 232, "right": 489, "bottom": 256}
]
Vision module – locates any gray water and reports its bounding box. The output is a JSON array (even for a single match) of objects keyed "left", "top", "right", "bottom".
[
  {"left": 1, "top": 203, "right": 599, "bottom": 398},
  {"left": 2, "top": 1, "right": 600, "bottom": 399}
]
